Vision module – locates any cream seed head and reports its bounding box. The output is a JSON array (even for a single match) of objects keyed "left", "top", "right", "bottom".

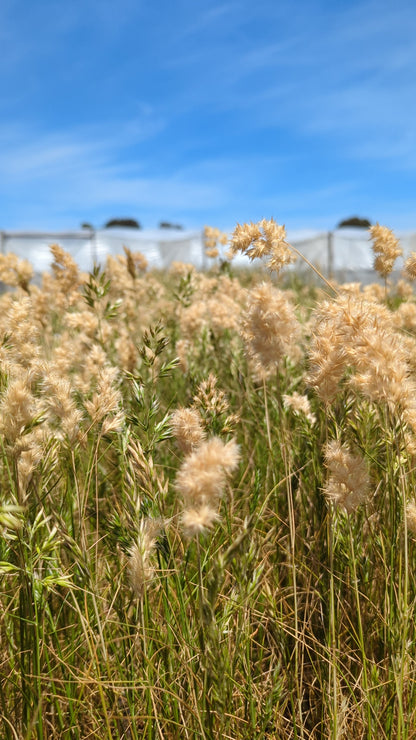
[
  {"left": 307, "top": 293, "right": 416, "bottom": 411},
  {"left": 240, "top": 282, "right": 301, "bottom": 370},
  {"left": 42, "top": 371, "right": 79, "bottom": 420},
  {"left": 128, "top": 518, "right": 161, "bottom": 598},
  {"left": 171, "top": 407, "right": 206, "bottom": 454},
  {"left": 0, "top": 375, "right": 40, "bottom": 445},
  {"left": 204, "top": 226, "right": 230, "bottom": 261},
  {"left": 50, "top": 244, "right": 81, "bottom": 306},
  {"left": 41, "top": 369, "right": 84, "bottom": 443},
  {"left": 229, "top": 219, "right": 296, "bottom": 274},
  {"left": 370, "top": 224, "right": 402, "bottom": 278},
  {"left": 192, "top": 373, "right": 230, "bottom": 417},
  {"left": 179, "top": 301, "right": 209, "bottom": 339},
  {"left": 6, "top": 296, "right": 41, "bottom": 368},
  {"left": 17, "top": 442, "right": 44, "bottom": 496},
  {"left": 229, "top": 221, "right": 263, "bottom": 259},
  {"left": 175, "top": 437, "right": 240, "bottom": 509},
  {"left": 169, "top": 261, "right": 196, "bottom": 278},
  {"left": 404, "top": 253, "right": 416, "bottom": 281},
  {"left": 0, "top": 253, "right": 33, "bottom": 292},
  {"left": 282, "top": 392, "right": 316, "bottom": 425},
  {"left": 122, "top": 245, "right": 148, "bottom": 278},
  {"left": 83, "top": 367, "right": 123, "bottom": 426},
  {"left": 175, "top": 436, "right": 240, "bottom": 539},
  {"left": 181, "top": 504, "right": 221, "bottom": 539},
  {"left": 323, "top": 440, "right": 370, "bottom": 513},
  {"left": 307, "top": 330, "right": 348, "bottom": 403}
]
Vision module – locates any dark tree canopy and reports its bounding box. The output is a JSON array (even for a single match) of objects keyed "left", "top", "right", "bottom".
[
  {"left": 81, "top": 222, "right": 93, "bottom": 230},
  {"left": 104, "top": 218, "right": 141, "bottom": 229},
  {"left": 159, "top": 221, "right": 184, "bottom": 230},
  {"left": 337, "top": 216, "right": 372, "bottom": 229}
]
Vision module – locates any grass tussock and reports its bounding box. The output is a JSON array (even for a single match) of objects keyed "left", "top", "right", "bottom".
[{"left": 1, "top": 221, "right": 416, "bottom": 738}]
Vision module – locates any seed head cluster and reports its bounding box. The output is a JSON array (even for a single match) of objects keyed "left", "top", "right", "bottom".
[
  {"left": 229, "top": 218, "right": 296, "bottom": 274},
  {"left": 404, "top": 252, "right": 416, "bottom": 281},
  {"left": 307, "top": 293, "right": 416, "bottom": 413},
  {"left": 282, "top": 392, "right": 316, "bottom": 425},
  {"left": 175, "top": 435, "right": 240, "bottom": 538},
  {"left": 0, "top": 253, "right": 33, "bottom": 292},
  {"left": 370, "top": 223, "right": 402, "bottom": 278},
  {"left": 240, "top": 282, "right": 301, "bottom": 372},
  {"left": 323, "top": 440, "right": 371, "bottom": 513},
  {"left": 204, "top": 225, "right": 229, "bottom": 260},
  {"left": 128, "top": 518, "right": 161, "bottom": 598},
  {"left": 171, "top": 407, "right": 206, "bottom": 454}
]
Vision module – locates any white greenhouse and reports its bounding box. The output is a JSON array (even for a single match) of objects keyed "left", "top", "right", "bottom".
[{"left": 1, "top": 226, "right": 415, "bottom": 284}]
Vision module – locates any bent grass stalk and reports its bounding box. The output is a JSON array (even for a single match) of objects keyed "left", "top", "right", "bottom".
[{"left": 288, "top": 241, "right": 340, "bottom": 296}]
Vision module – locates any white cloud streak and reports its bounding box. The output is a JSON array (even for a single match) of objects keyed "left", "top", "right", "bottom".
[
  {"left": 0, "top": 123, "right": 230, "bottom": 228},
  {"left": 0, "top": 0, "right": 414, "bottom": 229}
]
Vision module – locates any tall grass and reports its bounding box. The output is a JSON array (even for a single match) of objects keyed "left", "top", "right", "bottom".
[{"left": 1, "top": 223, "right": 416, "bottom": 738}]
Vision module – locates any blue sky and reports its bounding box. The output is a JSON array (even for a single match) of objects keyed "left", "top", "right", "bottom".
[{"left": 0, "top": 0, "right": 415, "bottom": 232}]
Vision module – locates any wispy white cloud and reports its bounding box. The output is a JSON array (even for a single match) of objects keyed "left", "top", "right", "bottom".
[
  {"left": 157, "top": 0, "right": 416, "bottom": 172},
  {"left": 0, "top": 112, "right": 409, "bottom": 232},
  {"left": 0, "top": 0, "right": 414, "bottom": 230},
  {"left": 0, "top": 123, "right": 231, "bottom": 228}
]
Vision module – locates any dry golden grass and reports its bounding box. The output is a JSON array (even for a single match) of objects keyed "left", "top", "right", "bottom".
[{"left": 0, "top": 220, "right": 415, "bottom": 739}]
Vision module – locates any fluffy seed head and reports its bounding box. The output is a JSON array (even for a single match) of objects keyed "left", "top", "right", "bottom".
[
  {"left": 192, "top": 373, "right": 229, "bottom": 417},
  {"left": 50, "top": 244, "right": 81, "bottom": 299},
  {"left": 0, "top": 375, "right": 40, "bottom": 445},
  {"left": 229, "top": 219, "right": 296, "bottom": 274},
  {"left": 370, "top": 224, "right": 402, "bottom": 278},
  {"left": 171, "top": 407, "right": 206, "bottom": 454},
  {"left": 307, "top": 293, "right": 416, "bottom": 411},
  {"left": 323, "top": 440, "right": 370, "bottom": 513},
  {"left": 0, "top": 253, "right": 33, "bottom": 291},
  {"left": 283, "top": 392, "right": 316, "bottom": 425},
  {"left": 128, "top": 519, "right": 160, "bottom": 598},
  {"left": 181, "top": 504, "right": 221, "bottom": 538},
  {"left": 175, "top": 437, "right": 240, "bottom": 509},
  {"left": 240, "top": 282, "right": 301, "bottom": 369},
  {"left": 404, "top": 253, "right": 416, "bottom": 281}
]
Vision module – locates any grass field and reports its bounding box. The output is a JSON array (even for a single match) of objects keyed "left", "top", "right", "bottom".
[{"left": 1, "top": 220, "right": 416, "bottom": 738}]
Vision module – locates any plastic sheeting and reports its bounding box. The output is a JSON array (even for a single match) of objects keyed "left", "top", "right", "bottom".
[
  {"left": 287, "top": 229, "right": 416, "bottom": 284},
  {"left": 1, "top": 227, "right": 416, "bottom": 283},
  {"left": 0, "top": 228, "right": 207, "bottom": 273}
]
